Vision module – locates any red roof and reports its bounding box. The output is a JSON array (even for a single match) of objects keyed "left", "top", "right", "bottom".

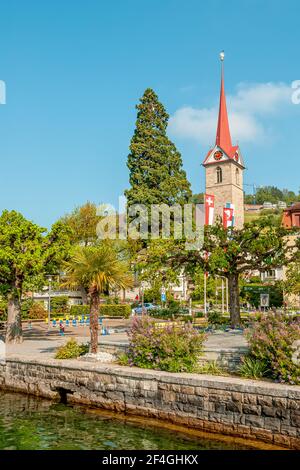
[
  {"left": 203, "top": 64, "right": 241, "bottom": 165},
  {"left": 216, "top": 66, "right": 232, "bottom": 155}
]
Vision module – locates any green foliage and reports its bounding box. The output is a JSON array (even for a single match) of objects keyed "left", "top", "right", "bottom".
[
  {"left": 124, "top": 316, "right": 206, "bottom": 372},
  {"left": 238, "top": 356, "right": 269, "bottom": 379},
  {"left": 63, "top": 242, "right": 133, "bottom": 296},
  {"left": 100, "top": 304, "right": 131, "bottom": 318},
  {"left": 59, "top": 201, "right": 101, "bottom": 246},
  {"left": 25, "top": 302, "right": 47, "bottom": 319},
  {"left": 55, "top": 339, "right": 89, "bottom": 359},
  {"left": 69, "top": 303, "right": 131, "bottom": 318},
  {"left": 196, "top": 361, "right": 227, "bottom": 375},
  {"left": 149, "top": 301, "right": 188, "bottom": 319},
  {"left": 69, "top": 305, "right": 90, "bottom": 317},
  {"left": 245, "top": 313, "right": 300, "bottom": 384},
  {"left": 191, "top": 270, "right": 216, "bottom": 301},
  {"left": 20, "top": 298, "right": 34, "bottom": 319},
  {"left": 242, "top": 282, "right": 283, "bottom": 308},
  {"left": 125, "top": 88, "right": 191, "bottom": 208},
  {"left": 50, "top": 296, "right": 69, "bottom": 313},
  {"left": 254, "top": 186, "right": 300, "bottom": 205},
  {"left": 118, "top": 352, "right": 130, "bottom": 366},
  {"left": 284, "top": 261, "right": 300, "bottom": 297},
  {"left": 143, "top": 283, "right": 161, "bottom": 304},
  {"left": 0, "top": 298, "right": 7, "bottom": 321},
  {"left": 0, "top": 210, "right": 71, "bottom": 341},
  {"left": 207, "top": 310, "right": 228, "bottom": 326},
  {"left": 0, "top": 211, "right": 46, "bottom": 297}
]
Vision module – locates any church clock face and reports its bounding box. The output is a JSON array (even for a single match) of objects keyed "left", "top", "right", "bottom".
[{"left": 214, "top": 150, "right": 223, "bottom": 161}]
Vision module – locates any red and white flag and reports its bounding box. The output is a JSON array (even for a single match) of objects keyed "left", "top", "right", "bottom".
[
  {"left": 205, "top": 194, "right": 215, "bottom": 225},
  {"left": 223, "top": 207, "right": 234, "bottom": 229}
]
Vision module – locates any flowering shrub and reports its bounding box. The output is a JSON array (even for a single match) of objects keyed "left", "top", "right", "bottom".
[
  {"left": 125, "top": 316, "right": 206, "bottom": 373},
  {"left": 245, "top": 313, "right": 300, "bottom": 385}
]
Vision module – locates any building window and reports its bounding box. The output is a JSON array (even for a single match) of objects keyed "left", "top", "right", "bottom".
[
  {"left": 216, "top": 167, "right": 222, "bottom": 183},
  {"left": 236, "top": 168, "right": 239, "bottom": 186}
]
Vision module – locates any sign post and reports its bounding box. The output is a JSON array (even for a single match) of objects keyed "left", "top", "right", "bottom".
[{"left": 260, "top": 293, "right": 269, "bottom": 311}]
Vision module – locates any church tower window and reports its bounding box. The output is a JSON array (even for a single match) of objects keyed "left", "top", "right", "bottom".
[
  {"left": 236, "top": 168, "right": 239, "bottom": 186},
  {"left": 216, "top": 167, "right": 222, "bottom": 183}
]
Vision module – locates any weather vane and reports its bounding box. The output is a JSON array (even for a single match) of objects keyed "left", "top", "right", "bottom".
[{"left": 220, "top": 50, "right": 225, "bottom": 61}]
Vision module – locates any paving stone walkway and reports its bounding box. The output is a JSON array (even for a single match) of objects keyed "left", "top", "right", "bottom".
[{"left": 3, "top": 321, "right": 247, "bottom": 360}]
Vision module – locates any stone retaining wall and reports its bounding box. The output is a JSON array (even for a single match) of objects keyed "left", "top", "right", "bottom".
[{"left": 0, "top": 357, "right": 299, "bottom": 449}]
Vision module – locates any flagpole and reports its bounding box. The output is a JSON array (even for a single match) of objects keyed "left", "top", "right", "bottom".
[
  {"left": 221, "top": 277, "right": 224, "bottom": 315},
  {"left": 226, "top": 277, "right": 229, "bottom": 313}
]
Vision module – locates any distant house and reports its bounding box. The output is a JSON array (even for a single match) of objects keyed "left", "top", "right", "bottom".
[
  {"left": 277, "top": 201, "right": 287, "bottom": 209},
  {"left": 282, "top": 203, "right": 300, "bottom": 228},
  {"left": 244, "top": 204, "right": 263, "bottom": 212}
]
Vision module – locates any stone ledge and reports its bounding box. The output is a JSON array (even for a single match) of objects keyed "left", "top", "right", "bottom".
[{"left": 3, "top": 355, "right": 300, "bottom": 398}]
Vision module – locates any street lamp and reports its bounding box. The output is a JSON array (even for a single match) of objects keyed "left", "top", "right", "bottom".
[{"left": 45, "top": 275, "right": 52, "bottom": 331}]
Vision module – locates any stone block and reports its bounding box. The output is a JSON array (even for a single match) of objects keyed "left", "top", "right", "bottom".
[
  {"left": 231, "top": 392, "right": 243, "bottom": 403},
  {"left": 261, "top": 406, "right": 276, "bottom": 417},
  {"left": 290, "top": 410, "right": 300, "bottom": 427},
  {"left": 244, "top": 415, "right": 264, "bottom": 428},
  {"left": 243, "top": 394, "right": 257, "bottom": 405},
  {"left": 264, "top": 417, "right": 281, "bottom": 433},
  {"left": 226, "top": 401, "right": 242, "bottom": 413},
  {"left": 194, "top": 387, "right": 209, "bottom": 397},
  {"left": 181, "top": 385, "right": 195, "bottom": 395},
  {"left": 242, "top": 404, "right": 261, "bottom": 415},
  {"left": 272, "top": 397, "right": 287, "bottom": 408},
  {"left": 257, "top": 396, "right": 272, "bottom": 407},
  {"left": 287, "top": 399, "right": 300, "bottom": 410}
]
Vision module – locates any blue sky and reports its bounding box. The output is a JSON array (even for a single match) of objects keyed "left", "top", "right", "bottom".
[{"left": 0, "top": 0, "right": 300, "bottom": 227}]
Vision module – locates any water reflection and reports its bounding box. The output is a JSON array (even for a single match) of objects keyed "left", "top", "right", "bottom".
[{"left": 0, "top": 391, "right": 253, "bottom": 450}]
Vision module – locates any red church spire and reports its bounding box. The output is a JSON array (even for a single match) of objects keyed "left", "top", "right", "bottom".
[{"left": 215, "top": 52, "right": 232, "bottom": 154}]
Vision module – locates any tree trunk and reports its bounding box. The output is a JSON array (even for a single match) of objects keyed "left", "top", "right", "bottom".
[
  {"left": 227, "top": 272, "right": 241, "bottom": 328},
  {"left": 6, "top": 292, "right": 23, "bottom": 344},
  {"left": 90, "top": 292, "right": 99, "bottom": 353}
]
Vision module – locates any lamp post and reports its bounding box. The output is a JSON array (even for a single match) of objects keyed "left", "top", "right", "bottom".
[{"left": 46, "top": 275, "right": 52, "bottom": 331}]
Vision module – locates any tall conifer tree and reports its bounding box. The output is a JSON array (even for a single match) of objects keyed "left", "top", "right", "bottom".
[{"left": 125, "top": 88, "right": 191, "bottom": 207}]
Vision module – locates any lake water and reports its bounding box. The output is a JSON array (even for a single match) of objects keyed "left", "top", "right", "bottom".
[{"left": 0, "top": 391, "right": 255, "bottom": 450}]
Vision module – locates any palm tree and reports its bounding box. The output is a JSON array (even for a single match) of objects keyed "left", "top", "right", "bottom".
[{"left": 63, "top": 243, "right": 133, "bottom": 353}]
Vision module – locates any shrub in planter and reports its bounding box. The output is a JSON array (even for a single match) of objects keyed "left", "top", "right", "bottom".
[
  {"left": 100, "top": 304, "right": 131, "bottom": 318},
  {"left": 245, "top": 313, "right": 300, "bottom": 384},
  {"left": 55, "top": 339, "right": 89, "bottom": 359},
  {"left": 125, "top": 316, "right": 206, "bottom": 373}
]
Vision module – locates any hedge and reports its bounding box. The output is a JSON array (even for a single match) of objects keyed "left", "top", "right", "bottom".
[
  {"left": 100, "top": 304, "right": 131, "bottom": 318},
  {"left": 69, "top": 305, "right": 90, "bottom": 317},
  {"left": 70, "top": 304, "right": 131, "bottom": 318}
]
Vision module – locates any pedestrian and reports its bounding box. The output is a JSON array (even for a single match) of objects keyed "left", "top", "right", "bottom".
[{"left": 59, "top": 321, "right": 65, "bottom": 336}]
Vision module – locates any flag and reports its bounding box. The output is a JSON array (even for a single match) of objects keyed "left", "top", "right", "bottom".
[
  {"left": 225, "top": 202, "right": 235, "bottom": 226},
  {"left": 205, "top": 194, "right": 215, "bottom": 225},
  {"left": 223, "top": 207, "right": 234, "bottom": 228}
]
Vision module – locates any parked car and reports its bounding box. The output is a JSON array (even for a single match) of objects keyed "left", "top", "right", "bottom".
[{"left": 133, "top": 303, "right": 160, "bottom": 315}]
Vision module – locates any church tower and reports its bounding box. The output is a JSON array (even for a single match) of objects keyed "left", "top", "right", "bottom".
[{"left": 202, "top": 52, "right": 245, "bottom": 228}]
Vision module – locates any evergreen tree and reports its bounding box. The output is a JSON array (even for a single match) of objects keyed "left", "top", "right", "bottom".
[{"left": 125, "top": 88, "right": 191, "bottom": 207}]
